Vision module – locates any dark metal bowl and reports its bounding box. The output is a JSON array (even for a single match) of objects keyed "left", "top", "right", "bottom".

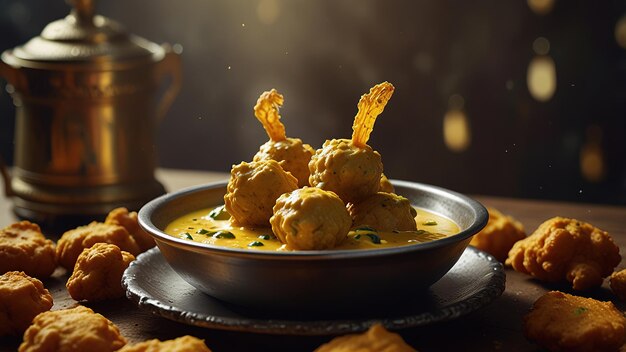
[{"left": 138, "top": 180, "right": 488, "bottom": 311}]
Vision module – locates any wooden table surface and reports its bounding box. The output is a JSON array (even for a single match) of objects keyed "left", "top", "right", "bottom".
[{"left": 1, "top": 169, "right": 626, "bottom": 352}]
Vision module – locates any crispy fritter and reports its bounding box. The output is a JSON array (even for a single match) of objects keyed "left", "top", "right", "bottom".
[
  {"left": 314, "top": 324, "right": 417, "bottom": 352},
  {"left": 379, "top": 174, "right": 394, "bottom": 193},
  {"left": 118, "top": 335, "right": 212, "bottom": 352},
  {"left": 0, "top": 271, "right": 52, "bottom": 336},
  {"left": 610, "top": 269, "right": 626, "bottom": 301},
  {"left": 56, "top": 222, "right": 140, "bottom": 270},
  {"left": 271, "top": 187, "right": 352, "bottom": 250},
  {"left": 224, "top": 160, "right": 298, "bottom": 227},
  {"left": 505, "top": 217, "right": 620, "bottom": 290},
  {"left": 254, "top": 138, "right": 314, "bottom": 188},
  {"left": 347, "top": 192, "right": 417, "bottom": 232},
  {"left": 19, "top": 305, "right": 127, "bottom": 352},
  {"left": 0, "top": 221, "right": 56, "bottom": 278},
  {"left": 470, "top": 207, "right": 526, "bottom": 262},
  {"left": 105, "top": 207, "right": 155, "bottom": 252},
  {"left": 524, "top": 291, "right": 626, "bottom": 352},
  {"left": 66, "top": 243, "right": 135, "bottom": 302}
]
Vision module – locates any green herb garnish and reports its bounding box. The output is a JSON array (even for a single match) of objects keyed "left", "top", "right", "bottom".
[
  {"left": 258, "top": 234, "right": 271, "bottom": 240},
  {"left": 248, "top": 241, "right": 264, "bottom": 247},
  {"left": 354, "top": 226, "right": 377, "bottom": 232},
  {"left": 212, "top": 231, "right": 235, "bottom": 239},
  {"left": 208, "top": 205, "right": 231, "bottom": 220},
  {"left": 180, "top": 232, "right": 193, "bottom": 240},
  {"left": 354, "top": 234, "right": 362, "bottom": 240},
  {"left": 422, "top": 220, "right": 438, "bottom": 226},
  {"left": 574, "top": 307, "right": 588, "bottom": 316},
  {"left": 366, "top": 233, "right": 381, "bottom": 244},
  {"left": 196, "top": 228, "right": 211, "bottom": 235}
]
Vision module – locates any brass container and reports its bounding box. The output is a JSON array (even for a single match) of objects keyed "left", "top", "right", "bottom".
[{"left": 0, "top": 0, "right": 181, "bottom": 229}]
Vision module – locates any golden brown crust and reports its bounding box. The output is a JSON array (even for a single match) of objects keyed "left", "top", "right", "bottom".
[
  {"left": 105, "top": 207, "right": 155, "bottom": 253},
  {"left": 610, "top": 269, "right": 626, "bottom": 301},
  {"left": 469, "top": 207, "right": 526, "bottom": 262},
  {"left": 524, "top": 291, "right": 626, "bottom": 352},
  {"left": 253, "top": 138, "right": 314, "bottom": 188},
  {"left": 505, "top": 217, "right": 620, "bottom": 290},
  {"left": 0, "top": 221, "right": 56, "bottom": 278},
  {"left": 118, "top": 335, "right": 212, "bottom": 352},
  {"left": 314, "top": 323, "right": 416, "bottom": 352},
  {"left": 379, "top": 174, "right": 395, "bottom": 193},
  {"left": 56, "top": 222, "right": 140, "bottom": 270},
  {"left": 0, "top": 271, "right": 53, "bottom": 336},
  {"left": 19, "top": 305, "right": 126, "bottom": 352},
  {"left": 347, "top": 192, "right": 416, "bottom": 232},
  {"left": 66, "top": 243, "right": 135, "bottom": 302}
]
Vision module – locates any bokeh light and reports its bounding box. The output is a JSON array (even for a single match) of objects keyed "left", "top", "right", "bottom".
[
  {"left": 615, "top": 15, "right": 626, "bottom": 49},
  {"left": 443, "top": 95, "right": 471, "bottom": 152},
  {"left": 257, "top": 0, "right": 280, "bottom": 25},
  {"left": 527, "top": 0, "right": 555, "bottom": 15},
  {"left": 527, "top": 55, "right": 557, "bottom": 102},
  {"left": 580, "top": 125, "right": 605, "bottom": 182}
]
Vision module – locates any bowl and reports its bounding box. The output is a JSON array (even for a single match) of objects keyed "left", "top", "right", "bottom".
[{"left": 137, "top": 180, "right": 488, "bottom": 311}]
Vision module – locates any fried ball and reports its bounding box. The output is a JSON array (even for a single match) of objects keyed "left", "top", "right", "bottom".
[
  {"left": 309, "top": 138, "right": 383, "bottom": 203},
  {"left": 224, "top": 159, "right": 298, "bottom": 227},
  {"left": 0, "top": 221, "right": 56, "bottom": 278},
  {"left": 0, "top": 271, "right": 52, "bottom": 336},
  {"left": 609, "top": 269, "right": 626, "bottom": 301},
  {"left": 254, "top": 138, "right": 314, "bottom": 188},
  {"left": 119, "top": 335, "right": 212, "bottom": 352},
  {"left": 66, "top": 243, "right": 135, "bottom": 302},
  {"left": 105, "top": 207, "right": 155, "bottom": 252},
  {"left": 379, "top": 173, "right": 394, "bottom": 193},
  {"left": 505, "top": 217, "right": 620, "bottom": 290},
  {"left": 347, "top": 192, "right": 417, "bottom": 232},
  {"left": 270, "top": 187, "right": 351, "bottom": 250},
  {"left": 469, "top": 207, "right": 526, "bottom": 262},
  {"left": 56, "top": 222, "right": 140, "bottom": 271},
  {"left": 314, "top": 324, "right": 416, "bottom": 352},
  {"left": 19, "top": 305, "right": 126, "bottom": 352},
  {"left": 524, "top": 291, "right": 626, "bottom": 352}
]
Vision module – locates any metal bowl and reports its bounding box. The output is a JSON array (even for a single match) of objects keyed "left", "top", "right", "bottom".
[{"left": 137, "top": 180, "right": 488, "bottom": 311}]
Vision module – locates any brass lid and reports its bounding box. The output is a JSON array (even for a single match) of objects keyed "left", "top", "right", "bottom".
[{"left": 10, "top": 0, "right": 161, "bottom": 63}]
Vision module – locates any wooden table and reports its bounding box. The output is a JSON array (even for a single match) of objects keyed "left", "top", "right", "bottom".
[{"left": 1, "top": 169, "right": 626, "bottom": 351}]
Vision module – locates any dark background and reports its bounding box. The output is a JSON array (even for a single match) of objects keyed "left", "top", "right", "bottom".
[{"left": 1, "top": 0, "right": 625, "bottom": 205}]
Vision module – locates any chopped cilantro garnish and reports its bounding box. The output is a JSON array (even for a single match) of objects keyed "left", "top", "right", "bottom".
[
  {"left": 212, "top": 231, "right": 235, "bottom": 239},
  {"left": 248, "top": 241, "right": 264, "bottom": 247}
]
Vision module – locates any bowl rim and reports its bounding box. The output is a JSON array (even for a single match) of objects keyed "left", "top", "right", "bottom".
[{"left": 138, "top": 179, "right": 488, "bottom": 260}]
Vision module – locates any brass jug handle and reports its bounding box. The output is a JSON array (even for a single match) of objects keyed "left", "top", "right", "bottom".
[
  {"left": 155, "top": 44, "right": 182, "bottom": 122},
  {"left": 0, "top": 60, "right": 14, "bottom": 197}
]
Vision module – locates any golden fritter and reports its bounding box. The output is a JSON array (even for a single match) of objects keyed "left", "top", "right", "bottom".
[
  {"left": 470, "top": 207, "right": 526, "bottom": 262},
  {"left": 505, "top": 217, "right": 620, "bottom": 290},
  {"left": 609, "top": 269, "right": 626, "bottom": 301},
  {"left": 524, "top": 291, "right": 626, "bottom": 352},
  {"left": 105, "top": 207, "right": 155, "bottom": 252},
  {"left": 314, "top": 324, "right": 416, "bottom": 352},
  {"left": 347, "top": 192, "right": 417, "bottom": 232},
  {"left": 0, "top": 221, "right": 56, "bottom": 278},
  {"left": 56, "top": 222, "right": 140, "bottom": 271},
  {"left": 271, "top": 187, "right": 352, "bottom": 250},
  {"left": 252, "top": 89, "right": 314, "bottom": 187},
  {"left": 119, "top": 335, "right": 212, "bottom": 352},
  {"left": 0, "top": 271, "right": 52, "bottom": 336},
  {"left": 66, "top": 243, "right": 135, "bottom": 302},
  {"left": 19, "top": 305, "right": 127, "bottom": 352},
  {"left": 224, "top": 159, "right": 298, "bottom": 227},
  {"left": 379, "top": 174, "right": 395, "bottom": 193}
]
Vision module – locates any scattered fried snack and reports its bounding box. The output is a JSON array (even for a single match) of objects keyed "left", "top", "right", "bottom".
[
  {"left": 19, "top": 305, "right": 126, "bottom": 352},
  {"left": 105, "top": 207, "right": 155, "bottom": 252},
  {"left": 118, "top": 335, "right": 211, "bottom": 352},
  {"left": 524, "top": 291, "right": 626, "bottom": 352},
  {"left": 56, "top": 222, "right": 141, "bottom": 271},
  {"left": 609, "top": 269, "right": 626, "bottom": 301},
  {"left": 348, "top": 192, "right": 417, "bottom": 232},
  {"left": 0, "top": 271, "right": 53, "bottom": 336},
  {"left": 314, "top": 323, "right": 416, "bottom": 352},
  {"left": 470, "top": 207, "right": 526, "bottom": 262},
  {"left": 0, "top": 221, "right": 56, "bottom": 278},
  {"left": 505, "top": 217, "right": 620, "bottom": 290},
  {"left": 66, "top": 243, "right": 135, "bottom": 302}
]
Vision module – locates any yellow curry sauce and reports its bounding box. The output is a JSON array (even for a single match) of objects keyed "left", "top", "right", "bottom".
[{"left": 165, "top": 205, "right": 460, "bottom": 251}]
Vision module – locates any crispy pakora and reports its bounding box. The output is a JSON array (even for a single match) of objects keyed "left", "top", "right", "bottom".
[
  {"left": 252, "top": 89, "right": 314, "bottom": 188},
  {"left": 118, "top": 335, "right": 212, "bottom": 352},
  {"left": 56, "top": 222, "right": 140, "bottom": 270},
  {"left": 470, "top": 207, "right": 526, "bottom": 262},
  {"left": 505, "top": 217, "right": 620, "bottom": 290},
  {"left": 314, "top": 323, "right": 417, "bottom": 352},
  {"left": 348, "top": 192, "right": 416, "bottom": 232},
  {"left": 0, "top": 221, "right": 56, "bottom": 278},
  {"left": 105, "top": 207, "right": 155, "bottom": 253},
  {"left": 66, "top": 243, "right": 135, "bottom": 302},
  {"left": 0, "top": 271, "right": 52, "bottom": 336},
  {"left": 19, "top": 305, "right": 127, "bottom": 352},
  {"left": 271, "top": 187, "right": 351, "bottom": 250},
  {"left": 524, "top": 291, "right": 626, "bottom": 352},
  {"left": 224, "top": 159, "right": 298, "bottom": 227},
  {"left": 309, "top": 82, "right": 394, "bottom": 203},
  {"left": 379, "top": 174, "right": 395, "bottom": 193},
  {"left": 609, "top": 269, "right": 626, "bottom": 301}
]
